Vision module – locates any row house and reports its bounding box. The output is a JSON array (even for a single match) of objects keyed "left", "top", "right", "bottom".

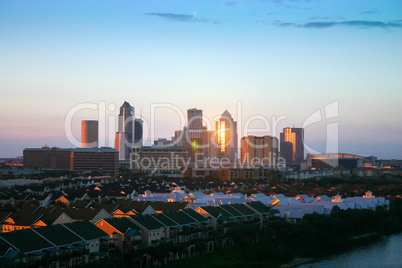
[
  {"left": 0, "top": 221, "right": 109, "bottom": 267},
  {"left": 0, "top": 204, "right": 113, "bottom": 233},
  {"left": 94, "top": 217, "right": 142, "bottom": 252}
]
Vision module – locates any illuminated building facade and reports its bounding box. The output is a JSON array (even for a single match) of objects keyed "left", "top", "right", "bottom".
[
  {"left": 172, "top": 109, "right": 238, "bottom": 164},
  {"left": 81, "top": 120, "right": 98, "bottom": 149},
  {"left": 215, "top": 110, "right": 238, "bottom": 163},
  {"left": 240, "top": 136, "right": 278, "bottom": 166},
  {"left": 280, "top": 127, "right": 304, "bottom": 166}
]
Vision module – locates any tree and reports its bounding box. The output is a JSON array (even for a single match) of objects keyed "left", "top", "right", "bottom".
[
  {"left": 390, "top": 198, "right": 402, "bottom": 217},
  {"left": 54, "top": 200, "right": 65, "bottom": 208},
  {"left": 331, "top": 205, "right": 341, "bottom": 214}
]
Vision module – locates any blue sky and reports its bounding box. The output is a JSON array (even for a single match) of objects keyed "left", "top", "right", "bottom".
[{"left": 0, "top": 0, "right": 401, "bottom": 159}]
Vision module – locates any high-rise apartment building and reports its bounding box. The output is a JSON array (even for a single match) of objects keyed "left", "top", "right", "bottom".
[
  {"left": 240, "top": 136, "right": 278, "bottom": 166},
  {"left": 280, "top": 127, "right": 304, "bottom": 166},
  {"left": 81, "top": 120, "right": 98, "bottom": 149}
]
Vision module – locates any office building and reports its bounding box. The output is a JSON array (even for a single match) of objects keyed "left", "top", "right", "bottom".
[
  {"left": 81, "top": 120, "right": 98, "bottom": 149},
  {"left": 154, "top": 138, "right": 172, "bottom": 146},
  {"left": 304, "top": 153, "right": 376, "bottom": 171},
  {"left": 23, "top": 146, "right": 71, "bottom": 170},
  {"left": 240, "top": 136, "right": 278, "bottom": 166},
  {"left": 23, "top": 147, "right": 119, "bottom": 175},
  {"left": 280, "top": 127, "right": 304, "bottom": 166},
  {"left": 131, "top": 146, "right": 188, "bottom": 174},
  {"left": 70, "top": 148, "right": 119, "bottom": 175},
  {"left": 187, "top": 108, "right": 203, "bottom": 129},
  {"left": 173, "top": 108, "right": 211, "bottom": 162},
  {"left": 215, "top": 110, "right": 238, "bottom": 163},
  {"left": 134, "top": 118, "right": 143, "bottom": 145},
  {"left": 115, "top": 101, "right": 142, "bottom": 160}
]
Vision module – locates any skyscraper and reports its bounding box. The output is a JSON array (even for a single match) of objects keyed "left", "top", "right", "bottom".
[
  {"left": 81, "top": 120, "right": 98, "bottom": 148},
  {"left": 280, "top": 127, "right": 304, "bottom": 166},
  {"left": 115, "top": 101, "right": 136, "bottom": 160},
  {"left": 184, "top": 108, "right": 209, "bottom": 161},
  {"left": 240, "top": 135, "right": 278, "bottom": 166},
  {"left": 134, "top": 118, "right": 143, "bottom": 145},
  {"left": 187, "top": 108, "right": 203, "bottom": 129},
  {"left": 215, "top": 110, "right": 238, "bottom": 163}
]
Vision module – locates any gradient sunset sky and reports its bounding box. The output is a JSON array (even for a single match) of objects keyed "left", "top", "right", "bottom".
[{"left": 0, "top": 0, "right": 401, "bottom": 159}]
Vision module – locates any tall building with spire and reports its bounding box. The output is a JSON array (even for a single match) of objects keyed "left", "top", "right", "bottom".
[{"left": 115, "top": 101, "right": 141, "bottom": 160}]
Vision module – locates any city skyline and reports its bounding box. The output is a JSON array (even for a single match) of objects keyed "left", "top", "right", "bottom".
[{"left": 0, "top": 0, "right": 401, "bottom": 159}]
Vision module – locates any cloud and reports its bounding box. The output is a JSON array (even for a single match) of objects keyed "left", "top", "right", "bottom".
[
  {"left": 145, "top": 12, "right": 220, "bottom": 24},
  {"left": 226, "top": 1, "right": 240, "bottom": 6},
  {"left": 275, "top": 20, "right": 402, "bottom": 29},
  {"left": 361, "top": 8, "right": 381, "bottom": 15},
  {"left": 272, "top": 0, "right": 311, "bottom": 9},
  {"left": 145, "top": 12, "right": 200, "bottom": 22},
  {"left": 308, "top": 16, "right": 331, "bottom": 20}
]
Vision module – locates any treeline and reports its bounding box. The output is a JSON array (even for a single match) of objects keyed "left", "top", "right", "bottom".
[{"left": 234, "top": 198, "right": 402, "bottom": 264}]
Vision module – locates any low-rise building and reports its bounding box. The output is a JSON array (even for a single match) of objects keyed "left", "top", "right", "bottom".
[
  {"left": 23, "top": 147, "right": 119, "bottom": 175},
  {"left": 131, "top": 146, "right": 188, "bottom": 174},
  {"left": 128, "top": 215, "right": 166, "bottom": 246},
  {"left": 94, "top": 218, "right": 142, "bottom": 251},
  {"left": 0, "top": 220, "right": 109, "bottom": 267}
]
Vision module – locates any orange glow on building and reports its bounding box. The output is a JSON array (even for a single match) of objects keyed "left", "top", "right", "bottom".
[
  {"left": 1, "top": 218, "right": 32, "bottom": 233},
  {"left": 217, "top": 121, "right": 226, "bottom": 152},
  {"left": 284, "top": 128, "right": 296, "bottom": 161},
  {"left": 95, "top": 219, "right": 123, "bottom": 236}
]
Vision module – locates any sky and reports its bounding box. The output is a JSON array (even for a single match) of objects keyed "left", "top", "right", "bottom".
[{"left": 0, "top": 0, "right": 401, "bottom": 159}]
